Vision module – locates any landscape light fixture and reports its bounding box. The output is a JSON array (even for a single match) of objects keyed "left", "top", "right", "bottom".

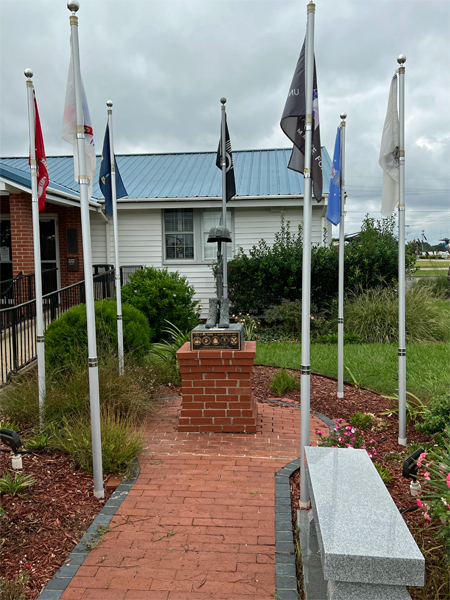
[
  {"left": 0, "top": 428, "right": 24, "bottom": 469},
  {"left": 402, "top": 447, "right": 425, "bottom": 496}
]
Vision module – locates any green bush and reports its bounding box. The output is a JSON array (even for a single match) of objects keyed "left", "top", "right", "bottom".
[
  {"left": 415, "top": 395, "right": 450, "bottom": 435},
  {"left": 227, "top": 214, "right": 415, "bottom": 316},
  {"left": 344, "top": 284, "right": 450, "bottom": 343},
  {"left": 122, "top": 267, "right": 199, "bottom": 342},
  {"left": 50, "top": 410, "right": 146, "bottom": 475},
  {"left": 44, "top": 299, "right": 151, "bottom": 370},
  {"left": 265, "top": 300, "right": 304, "bottom": 338},
  {"left": 269, "top": 368, "right": 299, "bottom": 397},
  {"left": 350, "top": 412, "right": 372, "bottom": 431}
]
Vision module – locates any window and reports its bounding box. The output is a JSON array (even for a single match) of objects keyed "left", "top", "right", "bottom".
[
  {"left": 164, "top": 209, "right": 194, "bottom": 259},
  {"left": 163, "top": 208, "right": 233, "bottom": 263}
]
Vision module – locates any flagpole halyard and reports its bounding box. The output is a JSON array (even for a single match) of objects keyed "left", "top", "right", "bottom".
[
  {"left": 25, "top": 69, "right": 46, "bottom": 429},
  {"left": 67, "top": 0, "right": 104, "bottom": 498},
  {"left": 397, "top": 54, "right": 407, "bottom": 446},
  {"left": 106, "top": 101, "right": 124, "bottom": 376},
  {"left": 337, "top": 113, "right": 346, "bottom": 399}
]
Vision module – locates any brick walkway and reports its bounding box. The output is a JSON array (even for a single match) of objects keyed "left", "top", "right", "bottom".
[{"left": 60, "top": 398, "right": 328, "bottom": 600}]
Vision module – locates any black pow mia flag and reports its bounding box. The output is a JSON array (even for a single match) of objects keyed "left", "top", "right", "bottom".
[
  {"left": 216, "top": 114, "right": 236, "bottom": 202},
  {"left": 280, "top": 37, "right": 323, "bottom": 202}
]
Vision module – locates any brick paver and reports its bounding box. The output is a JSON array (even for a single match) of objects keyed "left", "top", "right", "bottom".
[{"left": 60, "top": 398, "right": 327, "bottom": 600}]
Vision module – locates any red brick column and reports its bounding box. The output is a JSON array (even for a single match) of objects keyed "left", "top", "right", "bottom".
[{"left": 176, "top": 341, "right": 257, "bottom": 433}]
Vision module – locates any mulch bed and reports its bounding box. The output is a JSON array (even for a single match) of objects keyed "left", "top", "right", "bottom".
[{"left": 0, "top": 366, "right": 439, "bottom": 598}]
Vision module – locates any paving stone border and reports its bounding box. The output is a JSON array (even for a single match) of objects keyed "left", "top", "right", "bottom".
[{"left": 37, "top": 457, "right": 140, "bottom": 600}]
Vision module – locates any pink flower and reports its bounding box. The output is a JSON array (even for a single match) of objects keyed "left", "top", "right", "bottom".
[
  {"left": 423, "top": 471, "right": 430, "bottom": 481},
  {"left": 416, "top": 499, "right": 423, "bottom": 509},
  {"left": 424, "top": 513, "right": 432, "bottom": 523},
  {"left": 316, "top": 430, "right": 323, "bottom": 435},
  {"left": 417, "top": 452, "right": 427, "bottom": 467},
  {"left": 446, "top": 473, "right": 450, "bottom": 488},
  {"left": 25, "top": 564, "right": 31, "bottom": 570}
]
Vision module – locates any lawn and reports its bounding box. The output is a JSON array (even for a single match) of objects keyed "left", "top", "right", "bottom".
[{"left": 255, "top": 341, "right": 449, "bottom": 399}]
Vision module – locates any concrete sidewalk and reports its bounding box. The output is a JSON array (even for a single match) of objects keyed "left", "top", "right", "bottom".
[{"left": 58, "top": 398, "right": 327, "bottom": 600}]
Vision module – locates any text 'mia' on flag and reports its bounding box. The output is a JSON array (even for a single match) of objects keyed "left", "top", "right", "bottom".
[
  {"left": 28, "top": 90, "right": 49, "bottom": 212},
  {"left": 62, "top": 36, "right": 96, "bottom": 200},
  {"left": 99, "top": 122, "right": 128, "bottom": 216},
  {"left": 326, "top": 127, "right": 341, "bottom": 226},
  {"left": 280, "top": 37, "right": 323, "bottom": 202},
  {"left": 216, "top": 114, "right": 236, "bottom": 202},
  {"left": 379, "top": 74, "right": 399, "bottom": 216}
]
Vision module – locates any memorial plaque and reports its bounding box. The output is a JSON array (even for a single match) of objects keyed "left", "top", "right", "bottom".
[{"left": 190, "top": 323, "right": 244, "bottom": 351}]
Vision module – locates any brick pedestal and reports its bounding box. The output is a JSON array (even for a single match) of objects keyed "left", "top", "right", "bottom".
[{"left": 176, "top": 341, "right": 257, "bottom": 433}]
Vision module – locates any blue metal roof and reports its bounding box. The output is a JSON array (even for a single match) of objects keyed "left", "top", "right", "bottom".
[{"left": 0, "top": 147, "right": 331, "bottom": 201}]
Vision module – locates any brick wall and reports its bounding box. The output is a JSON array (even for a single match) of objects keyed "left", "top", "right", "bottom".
[
  {"left": 177, "top": 341, "right": 257, "bottom": 433},
  {"left": 8, "top": 193, "right": 83, "bottom": 286}
]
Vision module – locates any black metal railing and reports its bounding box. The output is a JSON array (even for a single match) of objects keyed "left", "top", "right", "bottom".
[
  {"left": 120, "top": 265, "right": 144, "bottom": 286},
  {"left": 0, "top": 268, "right": 116, "bottom": 385},
  {"left": 0, "top": 268, "right": 59, "bottom": 307}
]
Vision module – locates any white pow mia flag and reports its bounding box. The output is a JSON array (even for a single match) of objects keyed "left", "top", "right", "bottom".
[
  {"left": 216, "top": 115, "right": 236, "bottom": 202},
  {"left": 379, "top": 74, "right": 400, "bottom": 216}
]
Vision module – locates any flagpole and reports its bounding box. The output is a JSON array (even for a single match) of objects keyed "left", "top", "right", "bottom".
[
  {"left": 220, "top": 98, "right": 228, "bottom": 302},
  {"left": 397, "top": 54, "right": 407, "bottom": 446},
  {"left": 24, "top": 69, "right": 45, "bottom": 428},
  {"left": 106, "top": 101, "right": 124, "bottom": 376},
  {"left": 337, "top": 113, "right": 346, "bottom": 399},
  {"left": 67, "top": 0, "right": 104, "bottom": 498},
  {"left": 299, "top": 1, "right": 316, "bottom": 508}
]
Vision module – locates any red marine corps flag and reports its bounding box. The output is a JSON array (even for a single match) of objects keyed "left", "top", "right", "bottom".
[{"left": 28, "top": 91, "right": 49, "bottom": 211}]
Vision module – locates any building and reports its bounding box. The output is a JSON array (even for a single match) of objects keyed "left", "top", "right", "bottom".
[{"left": 0, "top": 147, "right": 331, "bottom": 310}]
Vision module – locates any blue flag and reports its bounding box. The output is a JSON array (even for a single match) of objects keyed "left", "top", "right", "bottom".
[
  {"left": 99, "top": 122, "right": 127, "bottom": 215},
  {"left": 327, "top": 127, "right": 341, "bottom": 226}
]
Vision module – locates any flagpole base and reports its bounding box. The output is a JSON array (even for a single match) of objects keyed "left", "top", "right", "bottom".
[
  {"left": 299, "top": 500, "right": 311, "bottom": 509},
  {"left": 398, "top": 437, "right": 407, "bottom": 447},
  {"left": 337, "top": 392, "right": 344, "bottom": 399}
]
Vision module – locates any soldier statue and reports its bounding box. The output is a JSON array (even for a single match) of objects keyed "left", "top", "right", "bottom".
[{"left": 205, "top": 225, "right": 232, "bottom": 329}]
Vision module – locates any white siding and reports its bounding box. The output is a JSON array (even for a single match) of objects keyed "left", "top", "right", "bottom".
[
  {"left": 90, "top": 213, "right": 108, "bottom": 264},
  {"left": 234, "top": 206, "right": 325, "bottom": 252}
]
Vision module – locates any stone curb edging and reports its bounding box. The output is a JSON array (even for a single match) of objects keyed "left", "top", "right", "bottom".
[
  {"left": 37, "top": 457, "right": 140, "bottom": 600},
  {"left": 274, "top": 457, "right": 300, "bottom": 600}
]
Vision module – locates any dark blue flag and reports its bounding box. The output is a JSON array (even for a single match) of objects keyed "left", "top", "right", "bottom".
[
  {"left": 327, "top": 127, "right": 341, "bottom": 226},
  {"left": 99, "top": 123, "right": 127, "bottom": 215}
]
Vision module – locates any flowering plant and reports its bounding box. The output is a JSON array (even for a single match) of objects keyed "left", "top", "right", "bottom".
[
  {"left": 316, "top": 418, "right": 378, "bottom": 458},
  {"left": 414, "top": 431, "right": 450, "bottom": 546},
  {"left": 232, "top": 313, "right": 260, "bottom": 341}
]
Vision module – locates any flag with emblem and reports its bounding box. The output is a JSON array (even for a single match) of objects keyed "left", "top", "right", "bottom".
[
  {"left": 379, "top": 74, "right": 399, "bottom": 216},
  {"left": 327, "top": 127, "right": 341, "bottom": 225},
  {"left": 29, "top": 91, "right": 49, "bottom": 212},
  {"left": 280, "top": 37, "right": 323, "bottom": 202},
  {"left": 99, "top": 122, "right": 127, "bottom": 215},
  {"left": 216, "top": 115, "right": 236, "bottom": 202},
  {"left": 62, "top": 36, "right": 96, "bottom": 199}
]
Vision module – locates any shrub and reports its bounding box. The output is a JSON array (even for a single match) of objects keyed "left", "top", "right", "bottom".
[
  {"left": 0, "top": 356, "right": 157, "bottom": 427},
  {"left": 122, "top": 267, "right": 199, "bottom": 342},
  {"left": 45, "top": 299, "right": 151, "bottom": 371},
  {"left": 316, "top": 419, "right": 378, "bottom": 457},
  {"left": 231, "top": 313, "right": 260, "bottom": 341},
  {"left": 270, "top": 368, "right": 299, "bottom": 397},
  {"left": 344, "top": 284, "right": 450, "bottom": 343},
  {"left": 415, "top": 395, "right": 450, "bottom": 435},
  {"left": 0, "top": 471, "right": 36, "bottom": 497},
  {"left": 265, "top": 300, "right": 308, "bottom": 338},
  {"left": 349, "top": 412, "right": 372, "bottom": 431},
  {"left": 50, "top": 409, "right": 146, "bottom": 475}
]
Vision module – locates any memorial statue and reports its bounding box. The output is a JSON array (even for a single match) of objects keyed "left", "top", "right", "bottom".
[{"left": 205, "top": 225, "right": 231, "bottom": 329}]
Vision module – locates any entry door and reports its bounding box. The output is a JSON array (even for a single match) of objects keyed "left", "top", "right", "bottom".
[{"left": 39, "top": 218, "right": 59, "bottom": 294}]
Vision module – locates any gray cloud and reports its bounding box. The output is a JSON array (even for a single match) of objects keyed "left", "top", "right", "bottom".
[{"left": 1, "top": 0, "right": 449, "bottom": 243}]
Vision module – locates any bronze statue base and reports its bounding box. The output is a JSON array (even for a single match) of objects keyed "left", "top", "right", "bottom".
[{"left": 190, "top": 323, "right": 244, "bottom": 351}]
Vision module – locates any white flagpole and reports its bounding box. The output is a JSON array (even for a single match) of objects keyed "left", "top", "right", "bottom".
[
  {"left": 299, "top": 1, "right": 316, "bottom": 508},
  {"left": 24, "top": 69, "right": 45, "bottom": 428},
  {"left": 337, "top": 113, "right": 346, "bottom": 399},
  {"left": 67, "top": 0, "right": 104, "bottom": 498},
  {"left": 397, "top": 55, "right": 407, "bottom": 446},
  {"left": 220, "top": 97, "right": 228, "bottom": 301},
  {"left": 106, "top": 101, "right": 124, "bottom": 376}
]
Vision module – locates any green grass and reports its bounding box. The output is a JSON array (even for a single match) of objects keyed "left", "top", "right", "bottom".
[
  {"left": 416, "top": 259, "right": 450, "bottom": 268},
  {"left": 255, "top": 342, "right": 449, "bottom": 400},
  {"left": 411, "top": 270, "right": 448, "bottom": 277}
]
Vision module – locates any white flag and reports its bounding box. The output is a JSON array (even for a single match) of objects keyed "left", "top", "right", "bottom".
[
  {"left": 379, "top": 75, "right": 399, "bottom": 216},
  {"left": 62, "top": 38, "right": 96, "bottom": 199}
]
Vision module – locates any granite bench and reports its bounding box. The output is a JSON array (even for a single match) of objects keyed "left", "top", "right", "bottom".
[{"left": 299, "top": 446, "right": 425, "bottom": 600}]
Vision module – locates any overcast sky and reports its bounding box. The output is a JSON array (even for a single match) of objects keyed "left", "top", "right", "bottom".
[{"left": 1, "top": 0, "right": 449, "bottom": 245}]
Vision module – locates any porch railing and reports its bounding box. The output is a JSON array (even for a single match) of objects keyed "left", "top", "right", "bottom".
[
  {"left": 0, "top": 268, "right": 59, "bottom": 307},
  {"left": 0, "top": 268, "right": 118, "bottom": 385}
]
